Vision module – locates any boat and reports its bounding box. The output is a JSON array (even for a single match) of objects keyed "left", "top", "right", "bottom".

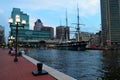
[
  {"left": 56, "top": 5, "right": 87, "bottom": 51},
  {"left": 56, "top": 41, "right": 87, "bottom": 51}
]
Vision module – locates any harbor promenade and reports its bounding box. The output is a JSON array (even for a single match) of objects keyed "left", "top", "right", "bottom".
[{"left": 0, "top": 48, "right": 56, "bottom": 80}]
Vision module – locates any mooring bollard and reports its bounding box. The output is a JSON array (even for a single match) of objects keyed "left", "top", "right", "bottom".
[
  {"left": 32, "top": 63, "right": 48, "bottom": 76},
  {"left": 37, "top": 63, "right": 42, "bottom": 72}
]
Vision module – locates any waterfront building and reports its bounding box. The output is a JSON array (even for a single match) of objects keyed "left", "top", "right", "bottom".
[
  {"left": 0, "top": 25, "right": 5, "bottom": 43},
  {"left": 80, "top": 32, "right": 93, "bottom": 41},
  {"left": 95, "top": 31, "right": 102, "bottom": 47},
  {"left": 9, "top": 8, "right": 54, "bottom": 47},
  {"left": 11, "top": 29, "right": 50, "bottom": 40},
  {"left": 56, "top": 26, "right": 64, "bottom": 40},
  {"left": 10, "top": 27, "right": 51, "bottom": 48},
  {"left": 56, "top": 26, "right": 70, "bottom": 42},
  {"left": 100, "top": 0, "right": 120, "bottom": 47},
  {"left": 10, "top": 8, "right": 29, "bottom": 31},
  {"left": 89, "top": 32, "right": 102, "bottom": 48},
  {"left": 43, "top": 26, "right": 54, "bottom": 40},
  {"left": 75, "top": 32, "right": 98, "bottom": 47},
  {"left": 9, "top": 8, "right": 30, "bottom": 42},
  {"left": 9, "top": 8, "right": 29, "bottom": 42},
  {"left": 75, "top": 32, "right": 91, "bottom": 42}
]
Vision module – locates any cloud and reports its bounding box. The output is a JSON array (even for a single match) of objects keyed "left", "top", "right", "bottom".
[
  {"left": 79, "top": 0, "right": 100, "bottom": 16},
  {"left": 10, "top": 0, "right": 100, "bottom": 32},
  {"left": 12, "top": 0, "right": 100, "bottom": 16},
  {"left": 29, "top": 17, "right": 36, "bottom": 30}
]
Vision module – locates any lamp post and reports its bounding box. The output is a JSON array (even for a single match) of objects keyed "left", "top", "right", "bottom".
[
  {"left": 8, "top": 14, "right": 26, "bottom": 62},
  {"left": 8, "top": 36, "right": 15, "bottom": 46}
]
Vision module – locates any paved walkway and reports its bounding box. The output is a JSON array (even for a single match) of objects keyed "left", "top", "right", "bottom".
[{"left": 0, "top": 48, "right": 56, "bottom": 80}]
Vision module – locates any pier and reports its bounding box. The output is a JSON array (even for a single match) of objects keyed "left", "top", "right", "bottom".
[{"left": 0, "top": 48, "right": 56, "bottom": 80}]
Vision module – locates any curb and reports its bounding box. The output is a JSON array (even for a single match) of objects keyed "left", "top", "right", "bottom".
[{"left": 23, "top": 54, "right": 77, "bottom": 80}]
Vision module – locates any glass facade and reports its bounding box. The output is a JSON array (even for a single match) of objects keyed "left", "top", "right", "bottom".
[
  {"left": 11, "top": 8, "right": 29, "bottom": 30},
  {"left": 10, "top": 8, "right": 51, "bottom": 43},
  {"left": 100, "top": 0, "right": 120, "bottom": 47},
  {"left": 11, "top": 29, "right": 50, "bottom": 40}
]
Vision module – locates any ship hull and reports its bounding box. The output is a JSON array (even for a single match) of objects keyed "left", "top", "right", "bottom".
[{"left": 56, "top": 41, "right": 87, "bottom": 51}]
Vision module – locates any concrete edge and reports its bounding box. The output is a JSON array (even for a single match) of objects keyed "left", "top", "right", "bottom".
[{"left": 23, "top": 54, "right": 77, "bottom": 80}]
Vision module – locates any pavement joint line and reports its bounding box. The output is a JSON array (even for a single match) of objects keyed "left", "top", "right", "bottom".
[{"left": 23, "top": 54, "right": 77, "bottom": 80}]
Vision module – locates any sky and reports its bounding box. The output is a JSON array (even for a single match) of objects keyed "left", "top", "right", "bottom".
[{"left": 0, "top": 0, "right": 101, "bottom": 41}]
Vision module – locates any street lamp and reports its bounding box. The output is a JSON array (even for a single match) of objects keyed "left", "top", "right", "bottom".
[
  {"left": 8, "top": 36, "right": 15, "bottom": 46},
  {"left": 8, "top": 14, "right": 26, "bottom": 62}
]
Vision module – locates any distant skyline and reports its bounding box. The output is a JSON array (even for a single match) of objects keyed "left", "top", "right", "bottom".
[{"left": 0, "top": 0, "right": 101, "bottom": 42}]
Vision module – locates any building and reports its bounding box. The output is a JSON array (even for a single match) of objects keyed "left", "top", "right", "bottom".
[
  {"left": 10, "top": 8, "right": 29, "bottom": 30},
  {"left": 80, "top": 32, "right": 93, "bottom": 41},
  {"left": 0, "top": 25, "right": 4, "bottom": 43},
  {"left": 10, "top": 8, "right": 52, "bottom": 40},
  {"left": 9, "top": 8, "right": 54, "bottom": 47},
  {"left": 34, "top": 19, "right": 54, "bottom": 39},
  {"left": 11, "top": 29, "right": 50, "bottom": 40},
  {"left": 34, "top": 19, "right": 43, "bottom": 31},
  {"left": 56, "top": 26, "right": 70, "bottom": 41},
  {"left": 43, "top": 26, "right": 54, "bottom": 40},
  {"left": 100, "top": 0, "right": 120, "bottom": 47},
  {"left": 10, "top": 8, "right": 29, "bottom": 40},
  {"left": 9, "top": 8, "right": 30, "bottom": 43}
]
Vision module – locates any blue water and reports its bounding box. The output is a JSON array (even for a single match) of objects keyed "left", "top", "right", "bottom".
[{"left": 26, "top": 49, "right": 120, "bottom": 80}]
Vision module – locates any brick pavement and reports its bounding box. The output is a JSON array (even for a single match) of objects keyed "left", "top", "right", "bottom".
[{"left": 0, "top": 48, "right": 56, "bottom": 80}]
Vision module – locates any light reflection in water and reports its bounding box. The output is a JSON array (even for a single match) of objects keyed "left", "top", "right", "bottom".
[{"left": 26, "top": 49, "right": 120, "bottom": 80}]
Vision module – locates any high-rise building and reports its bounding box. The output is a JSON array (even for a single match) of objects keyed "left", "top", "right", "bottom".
[
  {"left": 34, "top": 19, "right": 43, "bottom": 31},
  {"left": 11, "top": 8, "right": 29, "bottom": 30},
  {"left": 43, "top": 26, "right": 54, "bottom": 39},
  {"left": 9, "top": 8, "right": 56, "bottom": 48},
  {"left": 56, "top": 26, "right": 70, "bottom": 41},
  {"left": 34, "top": 19, "right": 54, "bottom": 39},
  {"left": 100, "top": 0, "right": 120, "bottom": 47}
]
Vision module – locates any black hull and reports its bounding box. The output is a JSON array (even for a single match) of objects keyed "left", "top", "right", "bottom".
[{"left": 56, "top": 41, "right": 87, "bottom": 51}]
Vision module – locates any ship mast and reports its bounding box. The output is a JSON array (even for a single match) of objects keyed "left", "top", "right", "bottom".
[
  {"left": 77, "top": 3, "right": 80, "bottom": 42},
  {"left": 65, "top": 9, "right": 68, "bottom": 42}
]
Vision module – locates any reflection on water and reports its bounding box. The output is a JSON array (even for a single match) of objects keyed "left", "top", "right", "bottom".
[
  {"left": 102, "top": 50, "right": 120, "bottom": 80},
  {"left": 26, "top": 49, "right": 120, "bottom": 80}
]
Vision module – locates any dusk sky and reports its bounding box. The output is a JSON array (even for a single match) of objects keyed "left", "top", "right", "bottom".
[{"left": 0, "top": 0, "right": 101, "bottom": 41}]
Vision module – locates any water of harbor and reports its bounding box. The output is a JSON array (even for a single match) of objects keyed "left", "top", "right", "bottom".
[{"left": 26, "top": 49, "right": 120, "bottom": 80}]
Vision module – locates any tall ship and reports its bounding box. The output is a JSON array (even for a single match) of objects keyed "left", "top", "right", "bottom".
[{"left": 56, "top": 6, "right": 87, "bottom": 51}]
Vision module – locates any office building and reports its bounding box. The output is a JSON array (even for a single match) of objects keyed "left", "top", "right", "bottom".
[
  {"left": 9, "top": 8, "right": 53, "bottom": 47},
  {"left": 100, "top": 0, "right": 120, "bottom": 47},
  {"left": 11, "top": 8, "right": 29, "bottom": 30},
  {"left": 56, "top": 26, "right": 70, "bottom": 41},
  {"left": 43, "top": 26, "right": 54, "bottom": 39},
  {"left": 10, "top": 8, "right": 52, "bottom": 40},
  {"left": 0, "top": 25, "right": 4, "bottom": 43},
  {"left": 34, "top": 19, "right": 43, "bottom": 31}
]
